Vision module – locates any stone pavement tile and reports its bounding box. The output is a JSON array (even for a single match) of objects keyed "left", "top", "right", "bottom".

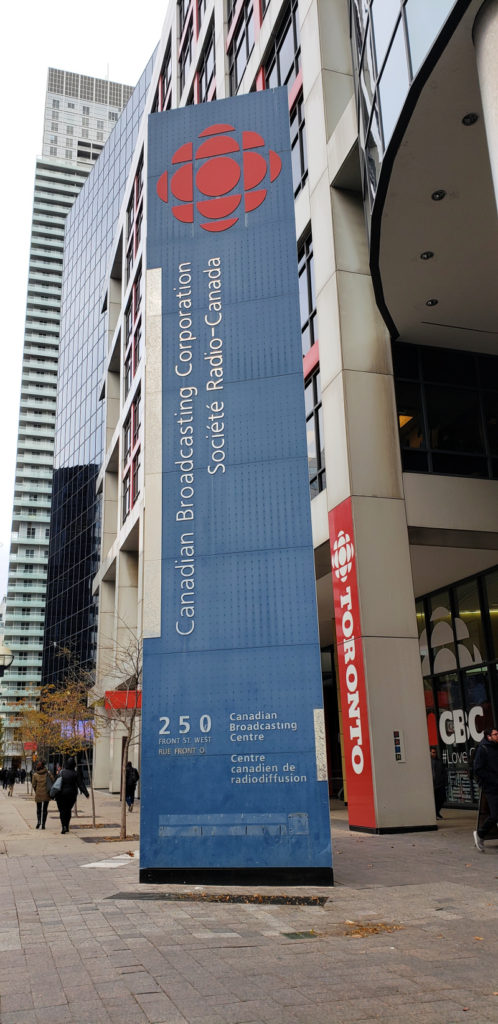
[
  {"left": 34, "top": 987, "right": 68, "bottom": 1008},
  {"left": 0, "top": 989, "right": 35, "bottom": 1012},
  {"left": 65, "top": 1005, "right": 113, "bottom": 1024},
  {"left": 188, "top": 1016, "right": 231, "bottom": 1024},
  {"left": 119, "top": 971, "right": 162, "bottom": 995},
  {"left": 267, "top": 986, "right": 312, "bottom": 1007},
  {"left": 104, "top": 998, "right": 151, "bottom": 1023},
  {"left": 0, "top": 1012, "right": 38, "bottom": 1024},
  {"left": 209, "top": 1007, "right": 271, "bottom": 1024},
  {"left": 94, "top": 979, "right": 136, "bottom": 999},
  {"left": 135, "top": 991, "right": 189, "bottom": 1023},
  {"left": 34, "top": 1006, "right": 73, "bottom": 1024}
]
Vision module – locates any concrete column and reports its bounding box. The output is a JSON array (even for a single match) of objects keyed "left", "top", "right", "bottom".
[
  {"left": 474, "top": 0, "right": 498, "bottom": 212},
  {"left": 302, "top": 0, "right": 435, "bottom": 831}
]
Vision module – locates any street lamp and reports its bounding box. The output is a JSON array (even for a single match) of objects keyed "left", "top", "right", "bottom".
[{"left": 0, "top": 643, "right": 14, "bottom": 677}]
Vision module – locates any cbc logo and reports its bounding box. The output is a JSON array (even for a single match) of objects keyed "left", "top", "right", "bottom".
[
  {"left": 156, "top": 122, "right": 282, "bottom": 233},
  {"left": 439, "top": 707, "right": 484, "bottom": 745},
  {"left": 331, "top": 530, "right": 355, "bottom": 582}
]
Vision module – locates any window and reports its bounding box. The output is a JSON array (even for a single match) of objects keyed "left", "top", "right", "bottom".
[
  {"left": 305, "top": 368, "right": 326, "bottom": 497},
  {"left": 133, "top": 322, "right": 141, "bottom": 371},
  {"left": 393, "top": 343, "right": 498, "bottom": 479},
  {"left": 298, "top": 233, "right": 316, "bottom": 355},
  {"left": 160, "top": 40, "right": 173, "bottom": 109},
  {"left": 27, "top": 526, "right": 35, "bottom": 538},
  {"left": 178, "top": 0, "right": 191, "bottom": 33},
  {"left": 123, "top": 416, "right": 132, "bottom": 464},
  {"left": 122, "top": 472, "right": 131, "bottom": 523},
  {"left": 109, "top": 111, "right": 118, "bottom": 121},
  {"left": 228, "top": 2, "right": 255, "bottom": 95},
  {"left": 198, "top": 26, "right": 216, "bottom": 103},
  {"left": 180, "top": 18, "right": 194, "bottom": 93},
  {"left": 264, "top": 0, "right": 301, "bottom": 92},
  {"left": 198, "top": 0, "right": 207, "bottom": 27},
  {"left": 25, "top": 549, "right": 35, "bottom": 558},
  {"left": 124, "top": 351, "right": 132, "bottom": 398},
  {"left": 133, "top": 389, "right": 141, "bottom": 446},
  {"left": 132, "top": 449, "right": 141, "bottom": 503},
  {"left": 290, "top": 93, "right": 308, "bottom": 195}
]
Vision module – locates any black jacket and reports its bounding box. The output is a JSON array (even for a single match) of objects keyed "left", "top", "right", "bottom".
[
  {"left": 58, "top": 767, "right": 89, "bottom": 800},
  {"left": 473, "top": 738, "right": 498, "bottom": 794}
]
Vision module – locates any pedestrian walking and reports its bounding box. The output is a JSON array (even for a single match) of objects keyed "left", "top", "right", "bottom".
[
  {"left": 125, "top": 761, "right": 140, "bottom": 811},
  {"left": 6, "top": 768, "right": 16, "bottom": 796},
  {"left": 473, "top": 725, "right": 498, "bottom": 852},
  {"left": 54, "top": 757, "right": 89, "bottom": 834},
  {"left": 430, "top": 746, "right": 447, "bottom": 819},
  {"left": 32, "top": 760, "right": 53, "bottom": 830}
]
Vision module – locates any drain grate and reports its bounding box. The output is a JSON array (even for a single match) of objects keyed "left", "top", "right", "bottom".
[{"left": 107, "top": 891, "right": 328, "bottom": 906}]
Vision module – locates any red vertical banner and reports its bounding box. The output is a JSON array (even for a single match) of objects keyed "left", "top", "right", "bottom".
[{"left": 329, "top": 498, "right": 376, "bottom": 829}]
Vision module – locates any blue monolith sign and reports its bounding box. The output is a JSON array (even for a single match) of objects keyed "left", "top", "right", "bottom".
[{"left": 141, "top": 89, "right": 333, "bottom": 884}]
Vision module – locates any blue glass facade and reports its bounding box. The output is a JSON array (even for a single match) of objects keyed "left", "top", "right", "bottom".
[{"left": 42, "top": 56, "right": 156, "bottom": 684}]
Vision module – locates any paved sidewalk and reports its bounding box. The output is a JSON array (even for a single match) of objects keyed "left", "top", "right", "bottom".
[{"left": 1, "top": 788, "right": 497, "bottom": 1024}]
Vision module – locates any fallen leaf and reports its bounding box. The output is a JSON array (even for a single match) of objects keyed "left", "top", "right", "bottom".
[{"left": 474, "top": 936, "right": 484, "bottom": 941}]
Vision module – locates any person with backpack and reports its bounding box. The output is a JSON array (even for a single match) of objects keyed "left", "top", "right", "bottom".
[
  {"left": 125, "top": 761, "right": 139, "bottom": 811},
  {"left": 54, "top": 757, "right": 89, "bottom": 834},
  {"left": 32, "top": 760, "right": 53, "bottom": 830}
]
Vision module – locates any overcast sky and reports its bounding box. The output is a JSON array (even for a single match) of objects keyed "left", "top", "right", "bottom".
[{"left": 0, "top": 1, "right": 165, "bottom": 597}]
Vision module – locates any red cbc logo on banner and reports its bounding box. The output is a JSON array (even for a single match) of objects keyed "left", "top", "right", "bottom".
[{"left": 156, "top": 123, "right": 282, "bottom": 232}]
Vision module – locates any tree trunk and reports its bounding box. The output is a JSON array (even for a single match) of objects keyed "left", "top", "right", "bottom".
[{"left": 84, "top": 746, "right": 96, "bottom": 827}]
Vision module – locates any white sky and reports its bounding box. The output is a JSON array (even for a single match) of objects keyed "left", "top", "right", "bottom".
[{"left": 0, "top": 1, "right": 165, "bottom": 597}]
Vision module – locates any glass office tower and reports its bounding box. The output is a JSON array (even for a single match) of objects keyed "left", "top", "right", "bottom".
[{"left": 1, "top": 70, "right": 134, "bottom": 765}]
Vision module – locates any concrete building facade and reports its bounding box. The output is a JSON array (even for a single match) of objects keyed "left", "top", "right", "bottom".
[{"left": 48, "top": 1, "right": 497, "bottom": 832}]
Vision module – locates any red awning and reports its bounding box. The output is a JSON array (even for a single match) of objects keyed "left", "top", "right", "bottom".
[{"left": 104, "top": 690, "right": 142, "bottom": 711}]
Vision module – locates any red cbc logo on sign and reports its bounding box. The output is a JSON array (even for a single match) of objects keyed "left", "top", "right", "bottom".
[{"left": 156, "top": 122, "right": 282, "bottom": 232}]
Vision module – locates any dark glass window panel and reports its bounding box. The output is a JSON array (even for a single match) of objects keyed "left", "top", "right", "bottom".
[
  {"left": 431, "top": 453, "right": 487, "bottom": 477},
  {"left": 278, "top": 20, "right": 295, "bottom": 86},
  {"left": 228, "top": 3, "right": 254, "bottom": 95},
  {"left": 421, "top": 346, "right": 476, "bottom": 386},
  {"left": 305, "top": 368, "right": 325, "bottom": 498},
  {"left": 304, "top": 376, "right": 313, "bottom": 417},
  {"left": 401, "top": 449, "right": 429, "bottom": 473},
  {"left": 392, "top": 342, "right": 419, "bottom": 379},
  {"left": 426, "top": 385, "right": 484, "bottom": 453},
  {"left": 395, "top": 379, "right": 425, "bottom": 449},
  {"left": 298, "top": 232, "right": 316, "bottom": 355},
  {"left": 264, "top": 0, "right": 300, "bottom": 93},
  {"left": 484, "top": 570, "right": 498, "bottom": 659},
  {"left": 477, "top": 353, "right": 498, "bottom": 390},
  {"left": 483, "top": 391, "right": 498, "bottom": 455},
  {"left": 290, "top": 94, "right": 308, "bottom": 196},
  {"left": 454, "top": 578, "right": 487, "bottom": 667}
]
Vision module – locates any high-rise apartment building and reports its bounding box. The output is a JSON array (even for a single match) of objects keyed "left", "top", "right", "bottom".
[
  {"left": 44, "top": 0, "right": 498, "bottom": 843},
  {"left": 1, "top": 70, "right": 134, "bottom": 766}
]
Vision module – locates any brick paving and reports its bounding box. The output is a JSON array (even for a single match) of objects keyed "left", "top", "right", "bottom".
[{"left": 1, "top": 787, "right": 498, "bottom": 1023}]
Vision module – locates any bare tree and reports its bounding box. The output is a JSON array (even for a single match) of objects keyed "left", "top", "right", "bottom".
[{"left": 94, "top": 632, "right": 142, "bottom": 840}]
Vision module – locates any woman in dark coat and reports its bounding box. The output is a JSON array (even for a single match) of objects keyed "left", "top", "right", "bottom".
[
  {"left": 55, "top": 757, "right": 89, "bottom": 834},
  {"left": 32, "top": 760, "right": 53, "bottom": 829},
  {"left": 125, "top": 761, "right": 140, "bottom": 811}
]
